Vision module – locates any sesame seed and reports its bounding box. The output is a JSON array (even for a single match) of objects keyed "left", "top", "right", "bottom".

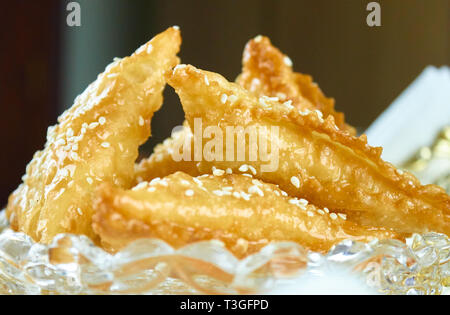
[
  {"left": 147, "top": 187, "right": 156, "bottom": 192},
  {"left": 248, "top": 165, "right": 257, "bottom": 175},
  {"left": 254, "top": 35, "right": 263, "bottom": 42},
  {"left": 213, "top": 190, "right": 223, "bottom": 196},
  {"left": 324, "top": 207, "right": 330, "bottom": 213},
  {"left": 259, "top": 97, "right": 269, "bottom": 107},
  {"left": 221, "top": 94, "right": 228, "bottom": 104},
  {"left": 185, "top": 189, "right": 194, "bottom": 197},
  {"left": 242, "top": 174, "right": 253, "bottom": 178},
  {"left": 338, "top": 213, "right": 347, "bottom": 220},
  {"left": 241, "top": 192, "right": 251, "bottom": 200},
  {"left": 318, "top": 210, "right": 325, "bottom": 215},
  {"left": 251, "top": 179, "right": 261, "bottom": 186},
  {"left": 139, "top": 116, "right": 145, "bottom": 126},
  {"left": 226, "top": 168, "right": 233, "bottom": 174},
  {"left": 86, "top": 177, "right": 93, "bottom": 185},
  {"left": 181, "top": 180, "right": 190, "bottom": 186},
  {"left": 281, "top": 190, "right": 288, "bottom": 197},
  {"left": 239, "top": 164, "right": 249, "bottom": 172},
  {"left": 330, "top": 213, "right": 338, "bottom": 220},
  {"left": 289, "top": 199, "right": 298, "bottom": 205},
  {"left": 315, "top": 110, "right": 324, "bottom": 122},
  {"left": 147, "top": 44, "right": 153, "bottom": 54},
  {"left": 77, "top": 208, "right": 83, "bottom": 216},
  {"left": 229, "top": 95, "right": 238, "bottom": 103},
  {"left": 204, "top": 75, "right": 209, "bottom": 86},
  {"left": 99, "top": 117, "right": 106, "bottom": 125},
  {"left": 299, "top": 199, "right": 309, "bottom": 207},
  {"left": 213, "top": 168, "right": 225, "bottom": 176},
  {"left": 307, "top": 211, "right": 314, "bottom": 217},
  {"left": 290, "top": 176, "right": 300, "bottom": 188},
  {"left": 70, "top": 152, "right": 79, "bottom": 160},
  {"left": 101, "top": 142, "right": 110, "bottom": 148},
  {"left": 249, "top": 185, "right": 264, "bottom": 197},
  {"left": 173, "top": 25, "right": 180, "bottom": 30},
  {"left": 233, "top": 192, "right": 241, "bottom": 198},
  {"left": 149, "top": 177, "right": 161, "bottom": 186},
  {"left": 284, "top": 56, "right": 293, "bottom": 67},
  {"left": 159, "top": 179, "right": 168, "bottom": 187},
  {"left": 193, "top": 178, "right": 203, "bottom": 186},
  {"left": 89, "top": 122, "right": 99, "bottom": 129}
]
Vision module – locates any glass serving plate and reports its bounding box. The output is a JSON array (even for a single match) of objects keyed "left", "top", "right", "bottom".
[{"left": 0, "top": 211, "right": 448, "bottom": 295}]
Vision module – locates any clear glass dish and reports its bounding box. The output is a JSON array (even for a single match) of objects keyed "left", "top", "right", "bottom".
[{"left": 0, "top": 211, "right": 448, "bottom": 295}]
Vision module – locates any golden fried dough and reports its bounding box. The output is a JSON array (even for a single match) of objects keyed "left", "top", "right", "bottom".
[
  {"left": 134, "top": 122, "right": 199, "bottom": 184},
  {"left": 135, "top": 35, "right": 355, "bottom": 184},
  {"left": 6, "top": 27, "right": 181, "bottom": 243},
  {"left": 167, "top": 64, "right": 450, "bottom": 236},
  {"left": 236, "top": 35, "right": 355, "bottom": 135},
  {"left": 92, "top": 172, "right": 398, "bottom": 256}
]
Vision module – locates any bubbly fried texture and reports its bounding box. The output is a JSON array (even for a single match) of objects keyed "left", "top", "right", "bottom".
[
  {"left": 6, "top": 27, "right": 181, "bottom": 243},
  {"left": 92, "top": 172, "right": 398, "bottom": 256},
  {"left": 134, "top": 122, "right": 199, "bottom": 184},
  {"left": 236, "top": 36, "right": 355, "bottom": 135},
  {"left": 167, "top": 65, "right": 450, "bottom": 236}
]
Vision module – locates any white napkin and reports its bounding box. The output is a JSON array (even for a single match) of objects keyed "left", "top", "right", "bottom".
[{"left": 365, "top": 66, "right": 450, "bottom": 166}]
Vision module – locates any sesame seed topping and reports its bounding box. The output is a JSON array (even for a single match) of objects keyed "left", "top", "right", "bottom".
[
  {"left": 298, "top": 199, "right": 309, "bottom": 207},
  {"left": 86, "top": 177, "right": 93, "bottom": 185},
  {"left": 147, "top": 187, "right": 156, "bottom": 193},
  {"left": 213, "top": 190, "right": 223, "bottom": 196},
  {"left": 147, "top": 44, "right": 153, "bottom": 54},
  {"left": 99, "top": 117, "right": 106, "bottom": 125},
  {"left": 204, "top": 75, "right": 210, "bottom": 86},
  {"left": 330, "top": 213, "right": 338, "bottom": 220},
  {"left": 229, "top": 95, "right": 238, "bottom": 103},
  {"left": 149, "top": 179, "right": 161, "bottom": 186},
  {"left": 324, "top": 207, "right": 330, "bottom": 214},
  {"left": 307, "top": 211, "right": 314, "bottom": 217},
  {"left": 173, "top": 25, "right": 180, "bottom": 30},
  {"left": 239, "top": 164, "right": 249, "bottom": 172},
  {"left": 89, "top": 122, "right": 99, "bottom": 129},
  {"left": 284, "top": 56, "right": 293, "bottom": 67},
  {"left": 249, "top": 185, "right": 264, "bottom": 197},
  {"left": 101, "top": 142, "right": 110, "bottom": 148},
  {"left": 70, "top": 152, "right": 79, "bottom": 160},
  {"left": 213, "top": 168, "right": 225, "bottom": 176},
  {"left": 67, "top": 128, "right": 74, "bottom": 137},
  {"left": 248, "top": 165, "right": 257, "bottom": 175},
  {"left": 77, "top": 208, "right": 83, "bottom": 215},
  {"left": 338, "top": 213, "right": 347, "bottom": 220},
  {"left": 226, "top": 168, "right": 233, "bottom": 174},
  {"left": 185, "top": 189, "right": 194, "bottom": 197},
  {"left": 254, "top": 35, "right": 263, "bottom": 42},
  {"left": 318, "top": 210, "right": 325, "bottom": 215},
  {"left": 290, "top": 176, "right": 300, "bottom": 188},
  {"left": 139, "top": 116, "right": 145, "bottom": 126},
  {"left": 221, "top": 94, "right": 228, "bottom": 104},
  {"left": 233, "top": 192, "right": 241, "bottom": 198},
  {"left": 242, "top": 174, "right": 253, "bottom": 178}
]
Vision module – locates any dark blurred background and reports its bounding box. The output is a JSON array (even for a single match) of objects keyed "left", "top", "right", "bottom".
[{"left": 1, "top": 0, "right": 449, "bottom": 206}]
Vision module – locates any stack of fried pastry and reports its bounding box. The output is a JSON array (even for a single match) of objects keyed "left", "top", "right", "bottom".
[{"left": 6, "top": 28, "right": 449, "bottom": 258}]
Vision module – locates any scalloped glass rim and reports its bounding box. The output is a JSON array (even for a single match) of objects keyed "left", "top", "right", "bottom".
[{"left": 0, "top": 211, "right": 448, "bottom": 295}]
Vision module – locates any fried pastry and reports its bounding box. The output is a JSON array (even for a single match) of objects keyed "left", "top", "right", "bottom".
[
  {"left": 6, "top": 27, "right": 181, "bottom": 243},
  {"left": 135, "top": 35, "right": 355, "bottom": 184},
  {"left": 134, "top": 121, "right": 199, "bottom": 184},
  {"left": 167, "top": 64, "right": 450, "bottom": 236},
  {"left": 92, "top": 172, "right": 398, "bottom": 256},
  {"left": 236, "top": 35, "right": 355, "bottom": 135}
]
